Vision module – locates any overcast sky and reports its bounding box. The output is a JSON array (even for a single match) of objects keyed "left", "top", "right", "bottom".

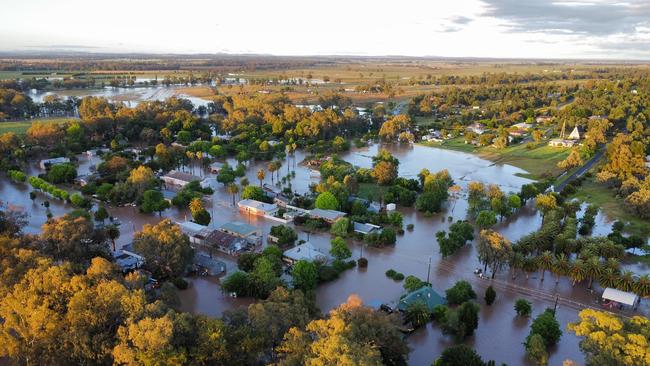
[{"left": 2, "top": 0, "right": 649, "bottom": 59}]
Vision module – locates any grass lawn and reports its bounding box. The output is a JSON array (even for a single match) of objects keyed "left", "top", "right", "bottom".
[
  {"left": 0, "top": 117, "right": 78, "bottom": 135},
  {"left": 357, "top": 182, "right": 388, "bottom": 202},
  {"left": 570, "top": 179, "right": 650, "bottom": 238},
  {"left": 420, "top": 139, "right": 571, "bottom": 179}
]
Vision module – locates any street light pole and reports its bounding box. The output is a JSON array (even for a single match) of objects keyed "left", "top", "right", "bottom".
[{"left": 426, "top": 256, "right": 431, "bottom": 284}]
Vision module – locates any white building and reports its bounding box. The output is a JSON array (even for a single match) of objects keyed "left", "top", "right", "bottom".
[
  {"left": 283, "top": 242, "right": 330, "bottom": 265},
  {"left": 237, "top": 199, "right": 278, "bottom": 216},
  {"left": 161, "top": 170, "right": 201, "bottom": 188}
]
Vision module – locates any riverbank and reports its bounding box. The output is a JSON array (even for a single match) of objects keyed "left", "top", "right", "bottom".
[{"left": 419, "top": 138, "right": 571, "bottom": 180}]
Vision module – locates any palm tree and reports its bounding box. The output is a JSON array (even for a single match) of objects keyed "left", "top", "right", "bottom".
[
  {"left": 605, "top": 257, "right": 620, "bottom": 271},
  {"left": 510, "top": 252, "right": 524, "bottom": 280},
  {"left": 584, "top": 256, "right": 603, "bottom": 289},
  {"left": 536, "top": 250, "right": 554, "bottom": 282},
  {"left": 569, "top": 259, "right": 586, "bottom": 286},
  {"left": 273, "top": 160, "right": 282, "bottom": 184},
  {"left": 522, "top": 256, "right": 538, "bottom": 280},
  {"left": 268, "top": 162, "right": 277, "bottom": 184},
  {"left": 106, "top": 224, "right": 120, "bottom": 252},
  {"left": 227, "top": 184, "right": 239, "bottom": 206},
  {"left": 552, "top": 253, "right": 570, "bottom": 285},
  {"left": 617, "top": 270, "right": 635, "bottom": 292},
  {"left": 634, "top": 274, "right": 650, "bottom": 300},
  {"left": 599, "top": 267, "right": 619, "bottom": 289},
  {"left": 257, "top": 168, "right": 265, "bottom": 187}
]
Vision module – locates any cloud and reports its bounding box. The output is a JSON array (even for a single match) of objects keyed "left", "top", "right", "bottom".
[
  {"left": 439, "top": 15, "right": 474, "bottom": 32},
  {"left": 480, "top": 0, "right": 650, "bottom": 36}
]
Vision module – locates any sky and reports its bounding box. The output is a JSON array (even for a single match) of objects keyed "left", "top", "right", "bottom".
[{"left": 1, "top": 0, "right": 650, "bottom": 59}]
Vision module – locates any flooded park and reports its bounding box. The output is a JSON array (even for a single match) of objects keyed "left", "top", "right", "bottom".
[{"left": 2, "top": 137, "right": 648, "bottom": 366}]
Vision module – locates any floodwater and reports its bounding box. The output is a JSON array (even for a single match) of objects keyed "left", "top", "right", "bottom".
[
  {"left": 2, "top": 143, "right": 648, "bottom": 366},
  {"left": 28, "top": 85, "right": 212, "bottom": 108}
]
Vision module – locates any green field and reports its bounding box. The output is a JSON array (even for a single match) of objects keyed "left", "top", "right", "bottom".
[
  {"left": 0, "top": 117, "right": 78, "bottom": 134},
  {"left": 570, "top": 179, "right": 650, "bottom": 238}
]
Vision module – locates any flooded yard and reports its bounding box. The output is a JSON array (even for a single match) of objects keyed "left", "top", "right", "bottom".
[{"left": 3, "top": 143, "right": 647, "bottom": 366}]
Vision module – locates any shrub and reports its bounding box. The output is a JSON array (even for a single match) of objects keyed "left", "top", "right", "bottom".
[
  {"left": 357, "top": 257, "right": 368, "bottom": 267},
  {"left": 8, "top": 170, "right": 26, "bottom": 183},
  {"left": 406, "top": 223, "right": 414, "bottom": 231},
  {"left": 445, "top": 280, "right": 477, "bottom": 305},
  {"left": 515, "top": 299, "right": 532, "bottom": 317},
  {"left": 385, "top": 269, "right": 397, "bottom": 278},
  {"left": 484, "top": 286, "right": 496, "bottom": 305},
  {"left": 432, "top": 304, "right": 448, "bottom": 323}
]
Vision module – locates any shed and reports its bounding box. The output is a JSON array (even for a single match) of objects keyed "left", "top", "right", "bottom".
[
  {"left": 309, "top": 208, "right": 346, "bottom": 223},
  {"left": 602, "top": 287, "right": 639, "bottom": 306}
]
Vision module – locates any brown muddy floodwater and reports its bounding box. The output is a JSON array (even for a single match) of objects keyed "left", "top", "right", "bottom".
[{"left": 3, "top": 143, "right": 648, "bottom": 366}]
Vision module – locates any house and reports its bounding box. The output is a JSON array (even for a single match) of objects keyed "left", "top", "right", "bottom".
[
  {"left": 161, "top": 170, "right": 201, "bottom": 188},
  {"left": 39, "top": 157, "right": 70, "bottom": 170},
  {"left": 204, "top": 230, "right": 249, "bottom": 255},
  {"left": 348, "top": 196, "right": 381, "bottom": 213},
  {"left": 177, "top": 221, "right": 213, "bottom": 245},
  {"left": 115, "top": 252, "right": 144, "bottom": 272},
  {"left": 536, "top": 116, "right": 553, "bottom": 124},
  {"left": 353, "top": 222, "right": 382, "bottom": 235},
  {"left": 601, "top": 287, "right": 639, "bottom": 309},
  {"left": 192, "top": 253, "right": 226, "bottom": 276},
  {"left": 209, "top": 162, "right": 223, "bottom": 174},
  {"left": 567, "top": 126, "right": 583, "bottom": 140},
  {"left": 397, "top": 287, "right": 446, "bottom": 312},
  {"left": 283, "top": 242, "right": 330, "bottom": 265},
  {"left": 548, "top": 139, "right": 575, "bottom": 147},
  {"left": 219, "top": 221, "right": 262, "bottom": 244},
  {"left": 309, "top": 208, "right": 347, "bottom": 223},
  {"left": 237, "top": 199, "right": 278, "bottom": 216},
  {"left": 466, "top": 123, "right": 486, "bottom": 135},
  {"left": 512, "top": 122, "right": 533, "bottom": 130}
]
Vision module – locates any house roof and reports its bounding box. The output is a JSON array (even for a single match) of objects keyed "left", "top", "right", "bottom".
[
  {"left": 40, "top": 157, "right": 70, "bottom": 165},
  {"left": 602, "top": 287, "right": 638, "bottom": 306},
  {"left": 397, "top": 286, "right": 446, "bottom": 312},
  {"left": 283, "top": 242, "right": 330, "bottom": 263},
  {"left": 178, "top": 221, "right": 211, "bottom": 238},
  {"left": 219, "top": 221, "right": 259, "bottom": 237},
  {"left": 238, "top": 199, "right": 277, "bottom": 212},
  {"left": 309, "top": 208, "right": 347, "bottom": 221},
  {"left": 163, "top": 170, "right": 201, "bottom": 183},
  {"left": 205, "top": 230, "right": 246, "bottom": 250},
  {"left": 353, "top": 221, "right": 381, "bottom": 234}
]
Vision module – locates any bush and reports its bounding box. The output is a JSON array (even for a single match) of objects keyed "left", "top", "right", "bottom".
[
  {"left": 526, "top": 309, "right": 562, "bottom": 347},
  {"left": 445, "top": 281, "right": 477, "bottom": 305},
  {"left": 484, "top": 286, "right": 496, "bottom": 306},
  {"left": 406, "top": 223, "right": 414, "bottom": 231},
  {"left": 385, "top": 269, "right": 405, "bottom": 281},
  {"left": 8, "top": 170, "right": 26, "bottom": 183},
  {"left": 171, "top": 277, "right": 189, "bottom": 290},
  {"left": 432, "top": 304, "right": 448, "bottom": 323},
  {"left": 393, "top": 273, "right": 404, "bottom": 281},
  {"left": 357, "top": 257, "right": 368, "bottom": 267},
  {"left": 385, "top": 269, "right": 397, "bottom": 278},
  {"left": 404, "top": 275, "right": 428, "bottom": 292},
  {"left": 515, "top": 299, "right": 532, "bottom": 317}
]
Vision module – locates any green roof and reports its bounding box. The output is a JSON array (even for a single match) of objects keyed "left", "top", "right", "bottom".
[
  {"left": 219, "top": 221, "right": 258, "bottom": 237},
  {"left": 397, "top": 286, "right": 446, "bottom": 312}
]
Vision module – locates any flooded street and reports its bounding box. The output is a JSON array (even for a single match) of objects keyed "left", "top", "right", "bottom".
[{"left": 3, "top": 143, "right": 648, "bottom": 366}]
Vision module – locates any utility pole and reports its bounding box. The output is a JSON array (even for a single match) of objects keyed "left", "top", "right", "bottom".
[
  {"left": 426, "top": 256, "right": 432, "bottom": 284},
  {"left": 553, "top": 294, "right": 559, "bottom": 314}
]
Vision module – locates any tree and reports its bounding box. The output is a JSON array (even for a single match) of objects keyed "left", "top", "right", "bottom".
[
  {"left": 557, "top": 149, "right": 583, "bottom": 171},
  {"left": 139, "top": 190, "right": 170, "bottom": 216},
  {"left": 40, "top": 214, "right": 109, "bottom": 263},
  {"left": 330, "top": 217, "right": 350, "bottom": 237},
  {"left": 315, "top": 191, "right": 339, "bottom": 210},
  {"left": 436, "top": 344, "right": 485, "bottom": 366},
  {"left": 106, "top": 224, "right": 120, "bottom": 252},
  {"left": 527, "top": 309, "right": 562, "bottom": 348},
  {"left": 276, "top": 295, "right": 409, "bottom": 366},
  {"left": 126, "top": 165, "right": 156, "bottom": 193},
  {"left": 445, "top": 281, "right": 477, "bottom": 305},
  {"left": 94, "top": 205, "right": 109, "bottom": 223},
  {"left": 484, "top": 286, "right": 496, "bottom": 305},
  {"left": 372, "top": 161, "right": 398, "bottom": 185},
  {"left": 404, "top": 275, "right": 428, "bottom": 292},
  {"left": 476, "top": 210, "right": 497, "bottom": 229},
  {"left": 257, "top": 168, "right": 265, "bottom": 186},
  {"left": 133, "top": 219, "right": 193, "bottom": 279},
  {"left": 443, "top": 301, "right": 480, "bottom": 342},
  {"left": 291, "top": 260, "right": 318, "bottom": 292},
  {"left": 241, "top": 185, "right": 267, "bottom": 202},
  {"left": 477, "top": 229, "right": 513, "bottom": 278},
  {"left": 47, "top": 163, "right": 77, "bottom": 184},
  {"left": 535, "top": 193, "right": 558, "bottom": 220},
  {"left": 227, "top": 183, "right": 239, "bottom": 206},
  {"left": 526, "top": 333, "right": 549, "bottom": 366},
  {"left": 515, "top": 299, "right": 532, "bottom": 317},
  {"left": 329, "top": 236, "right": 352, "bottom": 261},
  {"left": 405, "top": 300, "right": 430, "bottom": 328},
  {"left": 536, "top": 250, "right": 554, "bottom": 282},
  {"left": 568, "top": 309, "right": 650, "bottom": 366},
  {"left": 269, "top": 226, "right": 298, "bottom": 246}
]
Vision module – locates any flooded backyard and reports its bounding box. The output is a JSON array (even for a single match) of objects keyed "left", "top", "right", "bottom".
[{"left": 2, "top": 142, "right": 648, "bottom": 366}]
